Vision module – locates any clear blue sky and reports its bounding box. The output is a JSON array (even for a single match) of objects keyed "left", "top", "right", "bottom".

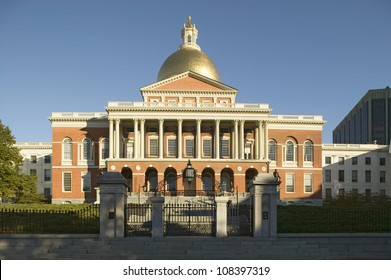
[{"left": 0, "top": 0, "right": 390, "bottom": 143}]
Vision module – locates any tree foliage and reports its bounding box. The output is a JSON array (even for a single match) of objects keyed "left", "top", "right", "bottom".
[{"left": 0, "top": 120, "right": 37, "bottom": 201}]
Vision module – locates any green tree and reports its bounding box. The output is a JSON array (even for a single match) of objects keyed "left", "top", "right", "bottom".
[{"left": 0, "top": 120, "right": 37, "bottom": 202}]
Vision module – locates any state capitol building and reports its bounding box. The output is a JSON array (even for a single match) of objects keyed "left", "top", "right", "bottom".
[{"left": 49, "top": 17, "right": 325, "bottom": 204}]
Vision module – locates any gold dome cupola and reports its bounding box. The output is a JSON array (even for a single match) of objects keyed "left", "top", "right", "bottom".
[{"left": 157, "top": 17, "right": 221, "bottom": 82}]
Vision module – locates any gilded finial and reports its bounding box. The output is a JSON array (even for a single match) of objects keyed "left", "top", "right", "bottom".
[{"left": 186, "top": 16, "right": 193, "bottom": 28}]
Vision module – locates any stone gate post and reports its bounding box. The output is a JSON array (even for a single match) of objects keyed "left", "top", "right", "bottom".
[
  {"left": 249, "top": 173, "right": 279, "bottom": 239},
  {"left": 149, "top": 196, "right": 165, "bottom": 238},
  {"left": 98, "top": 172, "right": 129, "bottom": 239},
  {"left": 215, "top": 196, "right": 230, "bottom": 237}
]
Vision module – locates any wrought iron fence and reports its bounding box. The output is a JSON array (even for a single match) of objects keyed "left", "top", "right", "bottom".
[
  {"left": 125, "top": 203, "right": 152, "bottom": 237},
  {"left": 0, "top": 204, "right": 100, "bottom": 234},
  {"left": 164, "top": 203, "right": 216, "bottom": 236},
  {"left": 277, "top": 206, "right": 391, "bottom": 233},
  {"left": 227, "top": 203, "right": 253, "bottom": 236}
]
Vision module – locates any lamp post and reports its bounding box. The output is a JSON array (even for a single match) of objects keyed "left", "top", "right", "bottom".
[{"left": 183, "top": 160, "right": 195, "bottom": 186}]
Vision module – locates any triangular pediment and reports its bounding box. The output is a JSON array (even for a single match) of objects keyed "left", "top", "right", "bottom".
[{"left": 140, "top": 71, "right": 237, "bottom": 92}]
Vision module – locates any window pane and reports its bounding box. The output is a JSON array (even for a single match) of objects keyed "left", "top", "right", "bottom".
[
  {"left": 202, "top": 138, "right": 212, "bottom": 157},
  {"left": 304, "top": 141, "right": 313, "bottom": 162},
  {"left": 286, "top": 141, "right": 294, "bottom": 162},
  {"left": 64, "top": 139, "right": 72, "bottom": 160},
  {"left": 82, "top": 172, "right": 91, "bottom": 192},
  {"left": 325, "top": 170, "right": 331, "bottom": 182},
  {"left": 63, "top": 173, "right": 71, "bottom": 192},
  {"left": 304, "top": 174, "right": 313, "bottom": 192},
  {"left": 167, "top": 138, "right": 177, "bottom": 157},
  {"left": 286, "top": 174, "right": 294, "bottom": 193},
  {"left": 221, "top": 139, "right": 230, "bottom": 157},
  {"left": 185, "top": 139, "right": 194, "bottom": 157},
  {"left": 149, "top": 138, "right": 158, "bottom": 157},
  {"left": 101, "top": 139, "right": 109, "bottom": 159},
  {"left": 268, "top": 140, "right": 276, "bottom": 161}
]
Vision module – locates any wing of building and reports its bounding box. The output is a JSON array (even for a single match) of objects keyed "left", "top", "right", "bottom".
[{"left": 49, "top": 17, "right": 325, "bottom": 204}]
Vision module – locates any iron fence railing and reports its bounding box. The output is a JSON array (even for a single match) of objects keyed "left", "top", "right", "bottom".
[
  {"left": 164, "top": 203, "right": 216, "bottom": 236},
  {"left": 0, "top": 204, "right": 100, "bottom": 234},
  {"left": 125, "top": 203, "right": 152, "bottom": 237},
  {"left": 277, "top": 206, "right": 391, "bottom": 233}
]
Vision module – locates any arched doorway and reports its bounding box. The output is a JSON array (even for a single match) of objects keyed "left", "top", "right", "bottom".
[
  {"left": 121, "top": 167, "right": 133, "bottom": 192},
  {"left": 202, "top": 168, "right": 215, "bottom": 192},
  {"left": 245, "top": 168, "right": 258, "bottom": 191},
  {"left": 164, "top": 168, "right": 177, "bottom": 192},
  {"left": 145, "top": 167, "right": 158, "bottom": 192},
  {"left": 220, "top": 168, "right": 234, "bottom": 192}
]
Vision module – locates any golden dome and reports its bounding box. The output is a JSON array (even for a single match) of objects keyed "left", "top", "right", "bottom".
[
  {"left": 157, "top": 46, "right": 221, "bottom": 82},
  {"left": 157, "top": 17, "right": 221, "bottom": 82}
]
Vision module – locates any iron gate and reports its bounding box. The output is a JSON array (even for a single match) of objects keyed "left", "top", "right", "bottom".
[
  {"left": 164, "top": 203, "right": 216, "bottom": 236},
  {"left": 125, "top": 203, "right": 152, "bottom": 237},
  {"left": 227, "top": 203, "right": 253, "bottom": 236}
]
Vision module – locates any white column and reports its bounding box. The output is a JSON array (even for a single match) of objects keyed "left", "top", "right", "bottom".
[
  {"left": 109, "top": 119, "right": 114, "bottom": 158},
  {"left": 159, "top": 119, "right": 164, "bottom": 159},
  {"left": 178, "top": 119, "right": 183, "bottom": 159},
  {"left": 240, "top": 120, "right": 245, "bottom": 159},
  {"left": 258, "top": 121, "right": 263, "bottom": 160},
  {"left": 255, "top": 125, "right": 259, "bottom": 160},
  {"left": 234, "top": 120, "right": 238, "bottom": 160},
  {"left": 115, "top": 119, "right": 120, "bottom": 159},
  {"left": 140, "top": 119, "right": 145, "bottom": 159},
  {"left": 197, "top": 119, "right": 202, "bottom": 159},
  {"left": 214, "top": 119, "right": 220, "bottom": 159},
  {"left": 263, "top": 121, "right": 268, "bottom": 160},
  {"left": 133, "top": 119, "right": 139, "bottom": 159}
]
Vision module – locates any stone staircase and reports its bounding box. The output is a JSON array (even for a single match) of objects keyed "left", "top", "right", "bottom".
[{"left": 1, "top": 234, "right": 391, "bottom": 260}]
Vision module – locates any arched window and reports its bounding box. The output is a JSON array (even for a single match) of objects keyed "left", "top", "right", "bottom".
[
  {"left": 82, "top": 138, "right": 92, "bottom": 160},
  {"left": 101, "top": 138, "right": 109, "bottom": 160},
  {"left": 187, "top": 34, "right": 192, "bottom": 43},
  {"left": 285, "top": 140, "right": 295, "bottom": 162},
  {"left": 62, "top": 138, "right": 72, "bottom": 162},
  {"left": 268, "top": 140, "right": 277, "bottom": 161},
  {"left": 304, "top": 141, "right": 313, "bottom": 163}
]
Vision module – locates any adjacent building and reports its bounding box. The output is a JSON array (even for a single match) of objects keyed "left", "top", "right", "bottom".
[
  {"left": 322, "top": 143, "right": 390, "bottom": 198},
  {"left": 333, "top": 87, "right": 391, "bottom": 145},
  {"left": 15, "top": 142, "right": 52, "bottom": 196}
]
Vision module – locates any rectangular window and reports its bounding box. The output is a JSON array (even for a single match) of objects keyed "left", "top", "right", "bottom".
[
  {"left": 365, "top": 157, "right": 371, "bottom": 165},
  {"left": 44, "top": 188, "right": 51, "bottom": 196},
  {"left": 380, "top": 171, "right": 386, "bottom": 183},
  {"left": 325, "top": 157, "right": 331, "bottom": 164},
  {"left": 63, "top": 172, "right": 72, "bottom": 192},
  {"left": 30, "top": 169, "right": 37, "bottom": 176},
  {"left": 338, "top": 170, "right": 344, "bottom": 182},
  {"left": 167, "top": 138, "right": 177, "bottom": 157},
  {"left": 351, "top": 188, "right": 358, "bottom": 194},
  {"left": 44, "top": 155, "right": 51, "bottom": 164},
  {"left": 221, "top": 138, "right": 230, "bottom": 158},
  {"left": 44, "top": 169, "right": 51, "bottom": 182},
  {"left": 352, "top": 170, "right": 358, "bottom": 182},
  {"left": 325, "top": 188, "right": 332, "bottom": 199},
  {"left": 380, "top": 189, "right": 386, "bottom": 196},
  {"left": 352, "top": 157, "right": 358, "bottom": 165},
  {"left": 202, "top": 138, "right": 212, "bottom": 157},
  {"left": 244, "top": 141, "right": 252, "bottom": 159},
  {"left": 149, "top": 138, "right": 158, "bottom": 157},
  {"left": 365, "top": 170, "right": 371, "bottom": 182},
  {"left": 185, "top": 138, "right": 194, "bottom": 157},
  {"left": 304, "top": 174, "right": 313, "bottom": 193},
  {"left": 81, "top": 171, "right": 91, "bottom": 192},
  {"left": 380, "top": 158, "right": 386, "bottom": 166},
  {"left": 30, "top": 155, "right": 37, "bottom": 164},
  {"left": 325, "top": 170, "right": 331, "bottom": 182},
  {"left": 338, "top": 157, "right": 344, "bottom": 165},
  {"left": 286, "top": 174, "right": 295, "bottom": 193},
  {"left": 339, "top": 188, "right": 345, "bottom": 196}
]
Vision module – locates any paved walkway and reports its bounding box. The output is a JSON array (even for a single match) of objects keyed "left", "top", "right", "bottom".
[{"left": 1, "top": 233, "right": 391, "bottom": 260}]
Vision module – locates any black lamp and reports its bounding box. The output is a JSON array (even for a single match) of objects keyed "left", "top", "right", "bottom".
[{"left": 183, "top": 160, "right": 195, "bottom": 186}]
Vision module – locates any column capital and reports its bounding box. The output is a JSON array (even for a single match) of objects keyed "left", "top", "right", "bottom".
[{"left": 214, "top": 119, "right": 221, "bottom": 124}]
